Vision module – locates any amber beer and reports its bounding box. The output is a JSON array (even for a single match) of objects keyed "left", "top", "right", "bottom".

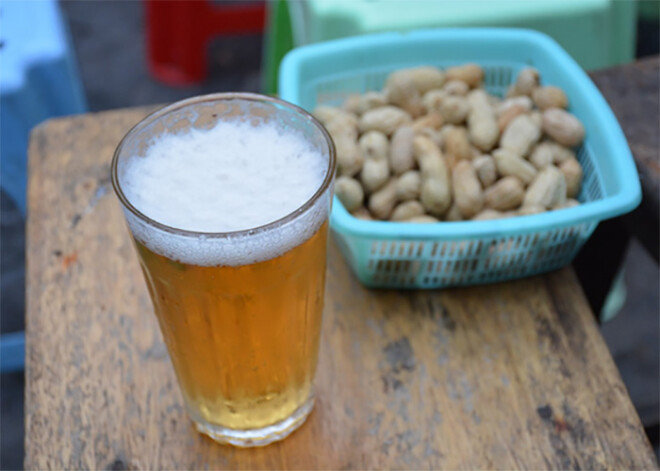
[
  {"left": 111, "top": 94, "right": 336, "bottom": 446},
  {"left": 134, "top": 223, "right": 327, "bottom": 430}
]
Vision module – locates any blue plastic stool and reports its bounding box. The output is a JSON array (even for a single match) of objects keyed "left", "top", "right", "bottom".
[
  {"left": 0, "top": 0, "right": 86, "bottom": 373},
  {"left": 0, "top": 0, "right": 87, "bottom": 215},
  {"left": 0, "top": 332, "right": 25, "bottom": 373}
]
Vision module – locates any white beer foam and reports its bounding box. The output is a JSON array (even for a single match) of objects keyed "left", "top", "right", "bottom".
[{"left": 119, "top": 119, "right": 330, "bottom": 266}]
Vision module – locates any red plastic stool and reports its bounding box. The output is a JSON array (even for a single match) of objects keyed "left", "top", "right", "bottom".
[{"left": 145, "top": 0, "right": 265, "bottom": 86}]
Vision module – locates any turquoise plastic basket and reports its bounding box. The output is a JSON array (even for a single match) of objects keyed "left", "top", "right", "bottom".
[{"left": 279, "top": 29, "right": 641, "bottom": 289}]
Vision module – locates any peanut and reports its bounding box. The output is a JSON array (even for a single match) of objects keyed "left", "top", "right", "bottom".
[
  {"left": 361, "top": 158, "right": 390, "bottom": 193},
  {"left": 420, "top": 177, "right": 452, "bottom": 217},
  {"left": 334, "top": 136, "right": 363, "bottom": 176},
  {"left": 393, "top": 66, "right": 446, "bottom": 94},
  {"left": 390, "top": 200, "right": 425, "bottom": 221},
  {"left": 351, "top": 206, "right": 374, "bottom": 220},
  {"left": 438, "top": 124, "right": 454, "bottom": 141},
  {"left": 395, "top": 170, "right": 422, "bottom": 201},
  {"left": 389, "top": 126, "right": 415, "bottom": 174},
  {"left": 554, "top": 198, "right": 579, "bottom": 210},
  {"left": 507, "top": 67, "right": 539, "bottom": 97},
  {"left": 324, "top": 113, "right": 358, "bottom": 141},
  {"left": 343, "top": 91, "right": 387, "bottom": 115},
  {"left": 488, "top": 94, "right": 502, "bottom": 108},
  {"left": 442, "top": 79, "right": 470, "bottom": 96},
  {"left": 452, "top": 160, "right": 484, "bottom": 218},
  {"left": 518, "top": 205, "right": 545, "bottom": 216},
  {"left": 411, "top": 112, "right": 444, "bottom": 131},
  {"left": 467, "top": 90, "right": 499, "bottom": 151},
  {"left": 445, "top": 203, "right": 463, "bottom": 221},
  {"left": 559, "top": 157, "right": 583, "bottom": 198},
  {"left": 359, "top": 131, "right": 390, "bottom": 193},
  {"left": 484, "top": 176, "right": 524, "bottom": 211},
  {"left": 470, "top": 147, "right": 483, "bottom": 160},
  {"left": 415, "top": 142, "right": 453, "bottom": 214},
  {"left": 405, "top": 215, "right": 440, "bottom": 223},
  {"left": 529, "top": 110, "right": 543, "bottom": 129},
  {"left": 359, "top": 106, "right": 412, "bottom": 135},
  {"left": 446, "top": 63, "right": 484, "bottom": 88},
  {"left": 313, "top": 106, "right": 355, "bottom": 126},
  {"left": 493, "top": 148, "right": 538, "bottom": 184},
  {"left": 415, "top": 127, "right": 443, "bottom": 148},
  {"left": 496, "top": 96, "right": 533, "bottom": 116},
  {"left": 359, "top": 130, "right": 389, "bottom": 161},
  {"left": 368, "top": 178, "right": 399, "bottom": 219},
  {"left": 523, "top": 166, "right": 567, "bottom": 209},
  {"left": 439, "top": 95, "right": 469, "bottom": 124},
  {"left": 497, "top": 104, "right": 528, "bottom": 132},
  {"left": 359, "top": 130, "right": 389, "bottom": 187},
  {"left": 500, "top": 114, "right": 541, "bottom": 157},
  {"left": 325, "top": 117, "right": 363, "bottom": 178},
  {"left": 542, "top": 108, "right": 585, "bottom": 147},
  {"left": 360, "top": 159, "right": 390, "bottom": 194},
  {"left": 317, "top": 62, "right": 586, "bottom": 224},
  {"left": 466, "top": 88, "right": 490, "bottom": 109},
  {"left": 443, "top": 126, "right": 472, "bottom": 163},
  {"left": 385, "top": 72, "right": 425, "bottom": 118},
  {"left": 472, "top": 155, "right": 497, "bottom": 188},
  {"left": 553, "top": 145, "right": 576, "bottom": 164},
  {"left": 533, "top": 141, "right": 576, "bottom": 167},
  {"left": 532, "top": 86, "right": 568, "bottom": 110},
  {"left": 413, "top": 135, "right": 449, "bottom": 181},
  {"left": 543, "top": 142, "right": 575, "bottom": 164},
  {"left": 472, "top": 209, "right": 505, "bottom": 220},
  {"left": 342, "top": 95, "right": 361, "bottom": 115},
  {"left": 334, "top": 176, "right": 364, "bottom": 212},
  {"left": 422, "top": 89, "right": 447, "bottom": 113},
  {"left": 529, "top": 143, "right": 554, "bottom": 169}
]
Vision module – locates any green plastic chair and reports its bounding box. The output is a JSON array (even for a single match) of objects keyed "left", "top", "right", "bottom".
[{"left": 263, "top": 0, "right": 637, "bottom": 94}]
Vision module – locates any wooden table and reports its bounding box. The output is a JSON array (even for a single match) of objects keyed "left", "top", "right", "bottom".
[{"left": 25, "top": 107, "right": 657, "bottom": 469}]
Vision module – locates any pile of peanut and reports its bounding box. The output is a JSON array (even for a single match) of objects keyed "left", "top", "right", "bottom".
[{"left": 314, "top": 64, "right": 585, "bottom": 222}]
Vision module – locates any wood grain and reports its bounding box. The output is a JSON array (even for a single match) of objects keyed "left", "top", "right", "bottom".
[{"left": 25, "top": 107, "right": 657, "bottom": 470}]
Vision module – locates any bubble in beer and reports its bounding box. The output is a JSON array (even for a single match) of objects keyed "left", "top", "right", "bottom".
[{"left": 119, "top": 118, "right": 331, "bottom": 267}]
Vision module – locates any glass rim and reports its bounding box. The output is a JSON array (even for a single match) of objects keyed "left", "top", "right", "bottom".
[{"left": 111, "top": 92, "right": 336, "bottom": 239}]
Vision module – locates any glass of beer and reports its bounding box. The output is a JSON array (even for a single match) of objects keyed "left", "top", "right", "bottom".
[{"left": 111, "top": 93, "right": 336, "bottom": 447}]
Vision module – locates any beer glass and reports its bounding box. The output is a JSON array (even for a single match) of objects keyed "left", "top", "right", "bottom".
[{"left": 111, "top": 93, "right": 336, "bottom": 446}]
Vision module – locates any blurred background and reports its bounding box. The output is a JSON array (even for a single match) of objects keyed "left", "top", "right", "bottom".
[{"left": 1, "top": 1, "right": 658, "bottom": 469}]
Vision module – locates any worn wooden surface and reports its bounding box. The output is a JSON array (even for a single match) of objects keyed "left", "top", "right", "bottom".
[{"left": 25, "top": 107, "right": 657, "bottom": 470}]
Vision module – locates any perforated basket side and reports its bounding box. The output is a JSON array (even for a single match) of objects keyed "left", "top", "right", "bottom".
[{"left": 333, "top": 221, "right": 597, "bottom": 289}]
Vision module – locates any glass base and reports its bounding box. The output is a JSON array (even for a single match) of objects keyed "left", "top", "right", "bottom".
[{"left": 193, "top": 395, "right": 315, "bottom": 447}]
